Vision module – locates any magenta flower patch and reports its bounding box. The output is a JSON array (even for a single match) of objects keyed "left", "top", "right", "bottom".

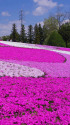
[
  {"left": 0, "top": 77, "right": 70, "bottom": 124},
  {"left": 0, "top": 46, "right": 65, "bottom": 63}
]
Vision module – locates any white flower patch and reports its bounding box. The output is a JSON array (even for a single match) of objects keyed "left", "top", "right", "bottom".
[{"left": 0, "top": 60, "right": 45, "bottom": 77}]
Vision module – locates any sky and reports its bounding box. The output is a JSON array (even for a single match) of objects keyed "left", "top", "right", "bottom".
[{"left": 0, "top": 0, "right": 70, "bottom": 36}]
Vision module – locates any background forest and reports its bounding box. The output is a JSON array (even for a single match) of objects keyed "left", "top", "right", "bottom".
[{"left": 1, "top": 15, "right": 70, "bottom": 48}]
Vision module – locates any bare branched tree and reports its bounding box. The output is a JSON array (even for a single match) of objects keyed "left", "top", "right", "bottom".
[
  {"left": 55, "top": 6, "right": 67, "bottom": 29},
  {"left": 66, "top": 12, "right": 70, "bottom": 23}
]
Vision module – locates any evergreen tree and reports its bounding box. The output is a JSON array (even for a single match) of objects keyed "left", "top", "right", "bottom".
[
  {"left": 58, "top": 23, "right": 70, "bottom": 47},
  {"left": 42, "top": 25, "right": 48, "bottom": 44},
  {"left": 34, "top": 24, "right": 40, "bottom": 44},
  {"left": 47, "top": 31, "right": 66, "bottom": 47},
  {"left": 27, "top": 25, "right": 33, "bottom": 43},
  {"left": 38, "top": 24, "right": 44, "bottom": 44},
  {"left": 20, "top": 24, "right": 26, "bottom": 42},
  {"left": 10, "top": 24, "right": 19, "bottom": 42}
]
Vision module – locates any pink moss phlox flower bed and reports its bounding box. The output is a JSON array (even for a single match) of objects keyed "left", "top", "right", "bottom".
[
  {"left": 0, "top": 76, "right": 70, "bottom": 125},
  {"left": 0, "top": 42, "right": 70, "bottom": 124},
  {"left": 5, "top": 53, "right": 70, "bottom": 77},
  {"left": 35, "top": 44, "right": 58, "bottom": 49},
  {"left": 36, "top": 44, "right": 70, "bottom": 52},
  {"left": 0, "top": 43, "right": 11, "bottom": 47},
  {"left": 0, "top": 60, "right": 44, "bottom": 77},
  {"left": 57, "top": 47, "right": 70, "bottom": 52},
  {"left": 0, "top": 46, "right": 65, "bottom": 63}
]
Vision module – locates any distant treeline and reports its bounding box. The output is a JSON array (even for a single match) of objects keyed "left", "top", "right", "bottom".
[{"left": 1, "top": 16, "right": 70, "bottom": 48}]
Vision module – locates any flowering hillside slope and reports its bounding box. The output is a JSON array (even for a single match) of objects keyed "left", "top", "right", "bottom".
[{"left": 0, "top": 41, "right": 70, "bottom": 125}]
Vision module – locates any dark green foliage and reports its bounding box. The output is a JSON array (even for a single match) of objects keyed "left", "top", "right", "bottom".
[
  {"left": 42, "top": 25, "right": 49, "bottom": 45},
  {"left": 27, "top": 25, "right": 33, "bottom": 43},
  {"left": 46, "top": 107, "right": 53, "bottom": 112},
  {"left": 34, "top": 24, "right": 44, "bottom": 44},
  {"left": 22, "top": 112, "right": 25, "bottom": 115},
  {"left": 10, "top": 24, "right": 19, "bottom": 42},
  {"left": 56, "top": 116, "right": 61, "bottom": 120},
  {"left": 21, "top": 123, "right": 27, "bottom": 125},
  {"left": 47, "top": 31, "right": 66, "bottom": 47},
  {"left": 38, "top": 23, "right": 44, "bottom": 44},
  {"left": 43, "top": 35, "right": 50, "bottom": 45},
  {"left": 67, "top": 42, "right": 70, "bottom": 48},
  {"left": 43, "top": 17, "right": 59, "bottom": 45},
  {"left": 48, "top": 100, "right": 54, "bottom": 104},
  {"left": 42, "top": 25, "right": 48, "bottom": 44},
  {"left": 20, "top": 24, "right": 26, "bottom": 42},
  {"left": 2, "top": 35, "right": 10, "bottom": 41},
  {"left": 34, "top": 24, "right": 40, "bottom": 44},
  {"left": 58, "top": 23, "right": 70, "bottom": 47}
]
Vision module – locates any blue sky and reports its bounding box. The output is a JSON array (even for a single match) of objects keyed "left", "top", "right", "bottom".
[{"left": 0, "top": 0, "right": 70, "bottom": 36}]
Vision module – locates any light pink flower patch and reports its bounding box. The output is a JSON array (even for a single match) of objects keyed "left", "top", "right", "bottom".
[
  {"left": 0, "top": 60, "right": 44, "bottom": 77},
  {"left": 6, "top": 53, "right": 70, "bottom": 77}
]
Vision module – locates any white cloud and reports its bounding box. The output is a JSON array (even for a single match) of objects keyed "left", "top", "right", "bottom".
[
  {"left": 34, "top": 0, "right": 57, "bottom": 8},
  {"left": 33, "top": 0, "right": 63, "bottom": 16},
  {"left": 33, "top": 0, "right": 57, "bottom": 16},
  {"left": 33, "top": 6, "right": 47, "bottom": 16},
  {"left": 1, "top": 11, "right": 11, "bottom": 16},
  {"left": 37, "top": 21, "right": 44, "bottom": 27},
  {"left": 0, "top": 20, "right": 27, "bottom": 36},
  {"left": 62, "top": 19, "right": 70, "bottom": 25}
]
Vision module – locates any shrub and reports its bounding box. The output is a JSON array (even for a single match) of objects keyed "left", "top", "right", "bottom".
[
  {"left": 43, "top": 36, "right": 50, "bottom": 45},
  {"left": 47, "top": 31, "right": 66, "bottom": 47}
]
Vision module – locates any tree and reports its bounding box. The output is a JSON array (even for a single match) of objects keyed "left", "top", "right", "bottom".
[
  {"left": 44, "top": 16, "right": 58, "bottom": 33},
  {"left": 2, "top": 35, "right": 10, "bottom": 41},
  {"left": 42, "top": 25, "right": 48, "bottom": 44},
  {"left": 10, "top": 24, "right": 19, "bottom": 42},
  {"left": 67, "top": 12, "right": 70, "bottom": 22},
  {"left": 55, "top": 6, "right": 67, "bottom": 29},
  {"left": 58, "top": 23, "right": 70, "bottom": 47},
  {"left": 47, "top": 31, "right": 66, "bottom": 47},
  {"left": 38, "top": 23, "right": 44, "bottom": 44},
  {"left": 20, "top": 24, "right": 26, "bottom": 42},
  {"left": 43, "top": 16, "right": 58, "bottom": 44},
  {"left": 34, "top": 24, "right": 40, "bottom": 44},
  {"left": 27, "top": 25, "right": 33, "bottom": 43}
]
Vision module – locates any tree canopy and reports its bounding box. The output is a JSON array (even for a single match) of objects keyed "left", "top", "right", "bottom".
[
  {"left": 47, "top": 31, "right": 66, "bottom": 47},
  {"left": 58, "top": 23, "right": 70, "bottom": 47},
  {"left": 27, "top": 25, "right": 33, "bottom": 43},
  {"left": 10, "top": 24, "right": 19, "bottom": 42},
  {"left": 44, "top": 16, "right": 59, "bottom": 34},
  {"left": 20, "top": 24, "right": 26, "bottom": 42}
]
